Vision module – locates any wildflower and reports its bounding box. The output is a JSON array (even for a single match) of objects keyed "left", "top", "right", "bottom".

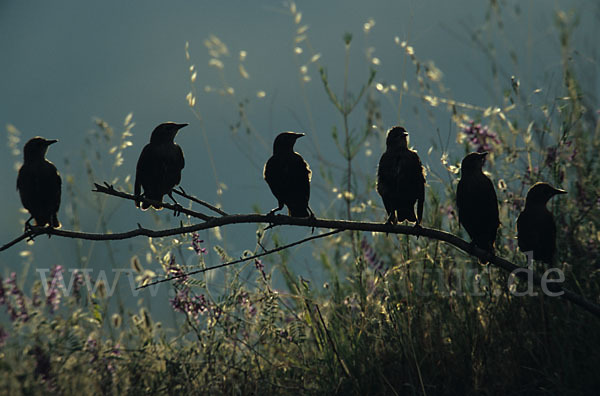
[
  {"left": 85, "top": 335, "right": 98, "bottom": 364},
  {"left": 170, "top": 288, "right": 209, "bottom": 320},
  {"left": 461, "top": 120, "right": 500, "bottom": 153},
  {"left": 191, "top": 232, "right": 207, "bottom": 255},
  {"left": 46, "top": 265, "right": 64, "bottom": 313},
  {"left": 255, "top": 258, "right": 267, "bottom": 281},
  {"left": 360, "top": 237, "right": 386, "bottom": 274},
  {"left": 72, "top": 270, "right": 86, "bottom": 300},
  {"left": 5, "top": 273, "right": 28, "bottom": 322}
]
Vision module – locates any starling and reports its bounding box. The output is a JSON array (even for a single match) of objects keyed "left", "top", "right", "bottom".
[
  {"left": 264, "top": 132, "right": 312, "bottom": 217},
  {"left": 456, "top": 152, "right": 499, "bottom": 253},
  {"left": 134, "top": 122, "right": 187, "bottom": 210},
  {"left": 376, "top": 126, "right": 425, "bottom": 225},
  {"left": 517, "top": 182, "right": 566, "bottom": 264},
  {"left": 17, "top": 137, "right": 61, "bottom": 228}
]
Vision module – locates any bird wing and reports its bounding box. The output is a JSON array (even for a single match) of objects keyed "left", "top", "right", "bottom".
[
  {"left": 48, "top": 161, "right": 61, "bottom": 213},
  {"left": 264, "top": 153, "right": 311, "bottom": 210},
  {"left": 517, "top": 209, "right": 537, "bottom": 253},
  {"left": 134, "top": 144, "right": 152, "bottom": 206}
]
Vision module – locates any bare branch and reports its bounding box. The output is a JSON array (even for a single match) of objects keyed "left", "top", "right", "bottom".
[
  {"left": 137, "top": 229, "right": 343, "bottom": 289},
  {"left": 173, "top": 186, "right": 228, "bottom": 216},
  {"left": 92, "top": 183, "right": 213, "bottom": 221}
]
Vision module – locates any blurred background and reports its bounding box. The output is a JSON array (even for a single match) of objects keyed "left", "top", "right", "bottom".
[{"left": 1, "top": 0, "right": 598, "bottom": 319}]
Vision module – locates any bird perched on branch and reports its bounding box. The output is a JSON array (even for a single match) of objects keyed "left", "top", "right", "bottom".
[
  {"left": 517, "top": 182, "right": 566, "bottom": 264},
  {"left": 17, "top": 137, "right": 62, "bottom": 229},
  {"left": 264, "top": 132, "right": 312, "bottom": 217},
  {"left": 456, "top": 152, "right": 499, "bottom": 255},
  {"left": 135, "top": 122, "right": 187, "bottom": 210},
  {"left": 376, "top": 126, "right": 425, "bottom": 226}
]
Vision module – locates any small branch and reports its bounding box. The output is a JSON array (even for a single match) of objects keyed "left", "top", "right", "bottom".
[
  {"left": 137, "top": 230, "right": 343, "bottom": 289},
  {"left": 0, "top": 230, "right": 36, "bottom": 251},
  {"left": 92, "top": 183, "right": 212, "bottom": 221},
  {"left": 173, "top": 186, "right": 228, "bottom": 216}
]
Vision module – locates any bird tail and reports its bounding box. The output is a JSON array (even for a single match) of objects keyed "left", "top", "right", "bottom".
[
  {"left": 396, "top": 207, "right": 417, "bottom": 223},
  {"left": 288, "top": 206, "right": 310, "bottom": 217}
]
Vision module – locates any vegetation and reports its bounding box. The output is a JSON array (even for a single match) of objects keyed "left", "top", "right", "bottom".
[{"left": 1, "top": 3, "right": 599, "bottom": 394}]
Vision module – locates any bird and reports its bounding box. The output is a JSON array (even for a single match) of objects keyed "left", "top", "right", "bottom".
[
  {"left": 456, "top": 152, "right": 499, "bottom": 254},
  {"left": 134, "top": 122, "right": 187, "bottom": 210},
  {"left": 517, "top": 182, "right": 567, "bottom": 264},
  {"left": 264, "top": 132, "right": 312, "bottom": 217},
  {"left": 17, "top": 137, "right": 62, "bottom": 229},
  {"left": 376, "top": 126, "right": 425, "bottom": 226}
]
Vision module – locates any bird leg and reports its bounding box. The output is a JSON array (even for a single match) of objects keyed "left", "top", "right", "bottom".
[
  {"left": 413, "top": 222, "right": 422, "bottom": 239},
  {"left": 267, "top": 201, "right": 284, "bottom": 217},
  {"left": 307, "top": 207, "right": 316, "bottom": 234},
  {"left": 168, "top": 191, "right": 183, "bottom": 217},
  {"left": 23, "top": 216, "right": 34, "bottom": 232}
]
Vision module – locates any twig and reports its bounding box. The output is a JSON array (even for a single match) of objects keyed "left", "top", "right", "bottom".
[
  {"left": 173, "top": 186, "right": 228, "bottom": 216},
  {"left": 137, "top": 230, "right": 343, "bottom": 289},
  {"left": 92, "top": 182, "right": 212, "bottom": 221}
]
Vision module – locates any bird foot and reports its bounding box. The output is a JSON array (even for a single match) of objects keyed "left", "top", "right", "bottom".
[
  {"left": 172, "top": 203, "right": 183, "bottom": 217},
  {"left": 267, "top": 208, "right": 282, "bottom": 218},
  {"left": 413, "top": 223, "right": 422, "bottom": 239}
]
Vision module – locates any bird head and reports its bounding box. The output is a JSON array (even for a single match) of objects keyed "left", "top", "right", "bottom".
[
  {"left": 460, "top": 151, "right": 488, "bottom": 174},
  {"left": 525, "top": 182, "right": 567, "bottom": 207},
  {"left": 150, "top": 122, "right": 188, "bottom": 143},
  {"left": 385, "top": 126, "right": 409, "bottom": 149},
  {"left": 273, "top": 132, "right": 304, "bottom": 154},
  {"left": 23, "top": 137, "right": 58, "bottom": 162}
]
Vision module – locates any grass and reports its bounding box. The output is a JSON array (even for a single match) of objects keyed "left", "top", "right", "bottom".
[{"left": 1, "top": 2, "right": 600, "bottom": 395}]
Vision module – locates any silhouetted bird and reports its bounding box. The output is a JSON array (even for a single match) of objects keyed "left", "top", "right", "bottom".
[
  {"left": 517, "top": 182, "right": 566, "bottom": 264},
  {"left": 264, "top": 132, "right": 312, "bottom": 217},
  {"left": 376, "top": 126, "right": 425, "bottom": 225},
  {"left": 135, "top": 122, "right": 187, "bottom": 210},
  {"left": 17, "top": 137, "right": 61, "bottom": 228},
  {"left": 456, "top": 152, "right": 499, "bottom": 254}
]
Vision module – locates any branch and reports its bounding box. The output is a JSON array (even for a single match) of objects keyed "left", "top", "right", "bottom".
[
  {"left": 92, "top": 182, "right": 213, "bottom": 221},
  {"left": 136, "top": 229, "right": 343, "bottom": 289},
  {"left": 173, "top": 186, "right": 228, "bottom": 216},
  {"left": 2, "top": 212, "right": 599, "bottom": 318}
]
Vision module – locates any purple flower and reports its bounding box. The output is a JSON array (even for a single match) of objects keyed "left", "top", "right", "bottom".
[
  {"left": 191, "top": 232, "right": 207, "bottom": 255},
  {"left": 5, "top": 272, "right": 28, "bottom": 322},
  {"left": 170, "top": 287, "right": 209, "bottom": 320},
  {"left": 72, "top": 270, "right": 86, "bottom": 300},
  {"left": 461, "top": 120, "right": 500, "bottom": 153},
  {"left": 46, "top": 265, "right": 64, "bottom": 313},
  {"left": 85, "top": 335, "right": 98, "bottom": 363},
  {"left": 255, "top": 259, "right": 267, "bottom": 281},
  {"left": 361, "top": 237, "right": 386, "bottom": 274}
]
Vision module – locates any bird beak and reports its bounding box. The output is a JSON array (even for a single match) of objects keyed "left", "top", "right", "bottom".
[
  {"left": 175, "top": 123, "right": 188, "bottom": 130},
  {"left": 553, "top": 188, "right": 567, "bottom": 195},
  {"left": 293, "top": 132, "right": 305, "bottom": 139},
  {"left": 46, "top": 139, "right": 58, "bottom": 146}
]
